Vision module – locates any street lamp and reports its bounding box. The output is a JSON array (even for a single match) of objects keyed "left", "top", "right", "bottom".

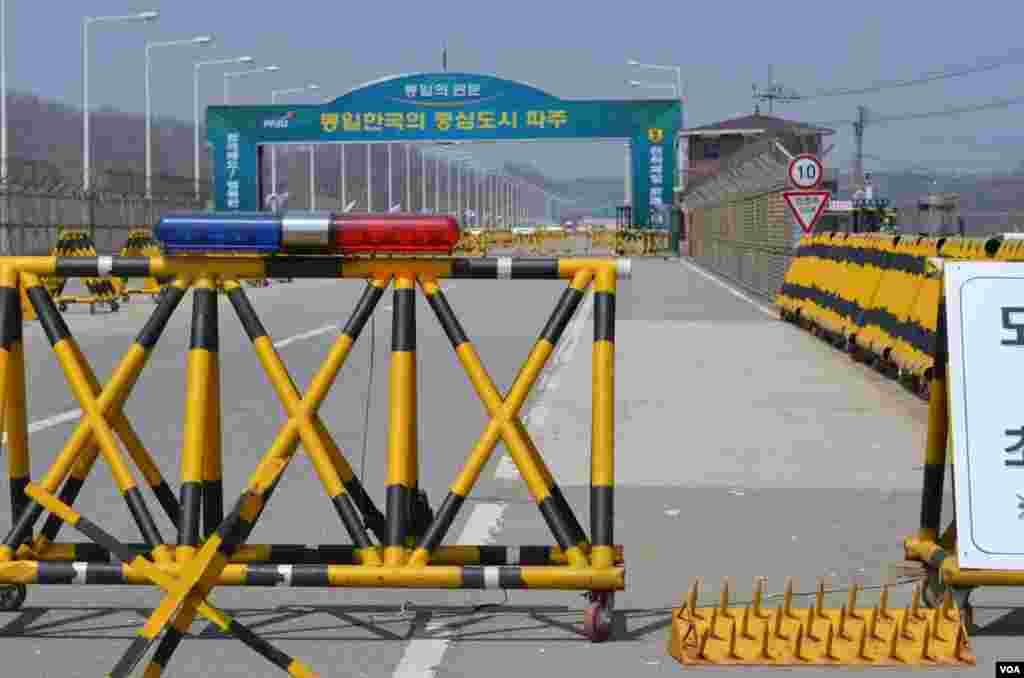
[
  {"left": 82, "top": 10, "right": 159, "bottom": 193},
  {"left": 405, "top": 144, "right": 411, "bottom": 213},
  {"left": 223, "top": 65, "right": 279, "bottom": 104},
  {"left": 146, "top": 34, "right": 212, "bottom": 200},
  {"left": 194, "top": 56, "right": 253, "bottom": 202},
  {"left": 628, "top": 79, "right": 678, "bottom": 96},
  {"left": 270, "top": 84, "right": 319, "bottom": 203}
]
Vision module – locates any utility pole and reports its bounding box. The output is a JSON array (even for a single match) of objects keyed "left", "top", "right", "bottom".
[
  {"left": 853, "top": 105, "right": 867, "bottom": 190},
  {"left": 752, "top": 65, "right": 801, "bottom": 114}
]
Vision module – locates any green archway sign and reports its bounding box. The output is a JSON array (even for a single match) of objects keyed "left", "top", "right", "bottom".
[{"left": 207, "top": 72, "right": 681, "bottom": 227}]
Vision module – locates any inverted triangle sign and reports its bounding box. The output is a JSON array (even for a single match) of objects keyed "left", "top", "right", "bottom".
[{"left": 783, "top": 191, "right": 831, "bottom": 234}]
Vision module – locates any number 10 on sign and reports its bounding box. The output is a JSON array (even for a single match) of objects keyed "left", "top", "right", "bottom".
[{"left": 788, "top": 154, "right": 823, "bottom": 189}]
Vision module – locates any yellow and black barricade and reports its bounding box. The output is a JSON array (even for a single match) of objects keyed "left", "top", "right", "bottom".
[
  {"left": 776, "top": 233, "right": 1008, "bottom": 398},
  {"left": 0, "top": 252, "right": 631, "bottom": 675},
  {"left": 115, "top": 228, "right": 166, "bottom": 302},
  {"left": 45, "top": 229, "right": 121, "bottom": 314}
]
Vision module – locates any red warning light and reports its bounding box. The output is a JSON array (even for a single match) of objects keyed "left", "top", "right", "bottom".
[{"left": 331, "top": 214, "right": 461, "bottom": 254}]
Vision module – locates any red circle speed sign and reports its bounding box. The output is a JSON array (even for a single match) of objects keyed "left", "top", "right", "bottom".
[{"left": 788, "top": 154, "right": 823, "bottom": 189}]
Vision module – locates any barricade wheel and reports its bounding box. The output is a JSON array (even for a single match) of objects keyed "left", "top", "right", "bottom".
[
  {"left": 584, "top": 591, "right": 613, "bottom": 642},
  {"left": 58, "top": 303, "right": 68, "bottom": 313},
  {"left": 0, "top": 584, "right": 26, "bottom": 611},
  {"left": 110, "top": 301, "right": 120, "bottom": 312}
]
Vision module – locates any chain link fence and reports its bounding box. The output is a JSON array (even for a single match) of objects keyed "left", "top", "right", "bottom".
[
  {"left": 684, "top": 138, "right": 800, "bottom": 299},
  {"left": 0, "top": 157, "right": 205, "bottom": 254}
]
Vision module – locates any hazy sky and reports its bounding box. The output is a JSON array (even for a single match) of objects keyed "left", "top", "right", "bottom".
[{"left": 3, "top": 0, "right": 1023, "bottom": 180}]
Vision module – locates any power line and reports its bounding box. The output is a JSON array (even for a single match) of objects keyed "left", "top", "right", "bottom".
[
  {"left": 811, "top": 93, "right": 1024, "bottom": 128},
  {"left": 873, "top": 94, "right": 1024, "bottom": 124},
  {"left": 799, "top": 48, "right": 1024, "bottom": 100}
]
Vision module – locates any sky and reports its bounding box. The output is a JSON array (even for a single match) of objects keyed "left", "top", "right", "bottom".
[{"left": 3, "top": 0, "right": 1024, "bottom": 181}]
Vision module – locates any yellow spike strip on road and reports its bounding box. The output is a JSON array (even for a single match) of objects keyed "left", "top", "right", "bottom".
[{"left": 668, "top": 579, "right": 976, "bottom": 666}]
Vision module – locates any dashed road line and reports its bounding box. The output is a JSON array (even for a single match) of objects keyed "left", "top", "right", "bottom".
[{"left": 393, "top": 291, "right": 594, "bottom": 677}]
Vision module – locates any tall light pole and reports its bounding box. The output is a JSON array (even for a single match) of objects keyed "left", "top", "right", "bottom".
[
  {"left": 223, "top": 65, "right": 279, "bottom": 104},
  {"left": 421, "top": 146, "right": 427, "bottom": 212},
  {"left": 405, "top": 144, "right": 411, "bottom": 212},
  {"left": 82, "top": 10, "right": 159, "bottom": 193},
  {"left": 339, "top": 143, "right": 345, "bottom": 209},
  {"left": 146, "top": 35, "right": 213, "bottom": 200},
  {"left": 366, "top": 143, "right": 371, "bottom": 211},
  {"left": 194, "top": 56, "right": 253, "bottom": 202},
  {"left": 387, "top": 143, "right": 393, "bottom": 210},
  {"left": 270, "top": 84, "right": 319, "bottom": 200},
  {"left": 435, "top": 149, "right": 447, "bottom": 214},
  {"left": 1, "top": 0, "right": 6, "bottom": 187}
]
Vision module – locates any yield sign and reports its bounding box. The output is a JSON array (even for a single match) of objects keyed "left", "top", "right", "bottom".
[{"left": 783, "top": 190, "right": 831, "bottom": 234}]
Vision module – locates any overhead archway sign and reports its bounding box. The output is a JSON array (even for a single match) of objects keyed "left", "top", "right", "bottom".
[{"left": 206, "top": 72, "right": 682, "bottom": 227}]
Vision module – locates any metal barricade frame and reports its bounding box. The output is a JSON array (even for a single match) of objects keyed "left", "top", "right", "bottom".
[{"left": 0, "top": 253, "right": 631, "bottom": 676}]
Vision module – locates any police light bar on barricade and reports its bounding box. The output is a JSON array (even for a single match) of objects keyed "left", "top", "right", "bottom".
[{"left": 154, "top": 211, "right": 461, "bottom": 255}]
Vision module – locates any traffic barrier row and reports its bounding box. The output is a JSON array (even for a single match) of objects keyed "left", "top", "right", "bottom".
[
  {"left": 453, "top": 228, "right": 673, "bottom": 258},
  {"left": 0, "top": 253, "right": 632, "bottom": 675},
  {"left": 775, "top": 232, "right": 1009, "bottom": 398}
]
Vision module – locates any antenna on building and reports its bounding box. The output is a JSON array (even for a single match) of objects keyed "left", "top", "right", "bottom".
[{"left": 752, "top": 64, "right": 802, "bottom": 113}]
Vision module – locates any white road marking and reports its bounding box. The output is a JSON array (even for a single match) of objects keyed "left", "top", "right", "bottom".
[
  {"left": 1, "top": 324, "right": 341, "bottom": 443},
  {"left": 393, "top": 291, "right": 594, "bottom": 677},
  {"left": 679, "top": 258, "right": 777, "bottom": 317},
  {"left": 270, "top": 324, "right": 339, "bottom": 349},
  {"left": 1, "top": 409, "right": 83, "bottom": 443},
  {"left": 495, "top": 291, "right": 593, "bottom": 480}
]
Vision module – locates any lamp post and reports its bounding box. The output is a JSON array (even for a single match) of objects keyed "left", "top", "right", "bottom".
[
  {"left": 435, "top": 150, "right": 441, "bottom": 213},
  {"left": 82, "top": 10, "right": 159, "bottom": 194},
  {"left": 339, "top": 144, "right": 345, "bottom": 210},
  {"left": 366, "top": 143, "right": 371, "bottom": 212},
  {"left": 223, "top": 65, "right": 279, "bottom": 104},
  {"left": 146, "top": 35, "right": 213, "bottom": 200},
  {"left": 387, "top": 143, "right": 392, "bottom": 210},
  {"left": 270, "top": 84, "right": 319, "bottom": 201},
  {"left": 405, "top": 144, "right": 411, "bottom": 213},
  {"left": 421, "top": 146, "right": 427, "bottom": 212},
  {"left": 194, "top": 56, "right": 253, "bottom": 202}
]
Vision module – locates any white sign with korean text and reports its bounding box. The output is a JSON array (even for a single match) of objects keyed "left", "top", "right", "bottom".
[{"left": 947, "top": 262, "right": 1024, "bottom": 569}]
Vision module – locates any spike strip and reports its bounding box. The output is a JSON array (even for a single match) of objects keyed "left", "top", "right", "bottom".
[{"left": 668, "top": 579, "right": 976, "bottom": 666}]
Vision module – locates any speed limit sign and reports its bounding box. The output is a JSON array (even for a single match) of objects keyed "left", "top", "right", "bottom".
[{"left": 788, "top": 154, "right": 823, "bottom": 189}]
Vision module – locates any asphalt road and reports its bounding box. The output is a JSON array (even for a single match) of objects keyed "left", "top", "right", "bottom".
[{"left": 0, "top": 252, "right": 1019, "bottom": 676}]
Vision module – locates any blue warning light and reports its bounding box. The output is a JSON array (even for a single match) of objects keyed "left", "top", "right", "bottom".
[{"left": 155, "top": 212, "right": 282, "bottom": 253}]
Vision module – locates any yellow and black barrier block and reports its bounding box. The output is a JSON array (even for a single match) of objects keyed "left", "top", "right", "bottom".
[
  {"left": 0, "top": 253, "right": 631, "bottom": 674},
  {"left": 776, "top": 233, "right": 1010, "bottom": 399},
  {"left": 116, "top": 229, "right": 165, "bottom": 302},
  {"left": 668, "top": 577, "right": 974, "bottom": 666},
  {"left": 46, "top": 229, "right": 121, "bottom": 314}
]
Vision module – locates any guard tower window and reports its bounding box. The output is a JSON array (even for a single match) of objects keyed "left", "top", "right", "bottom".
[{"left": 703, "top": 139, "right": 721, "bottom": 159}]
